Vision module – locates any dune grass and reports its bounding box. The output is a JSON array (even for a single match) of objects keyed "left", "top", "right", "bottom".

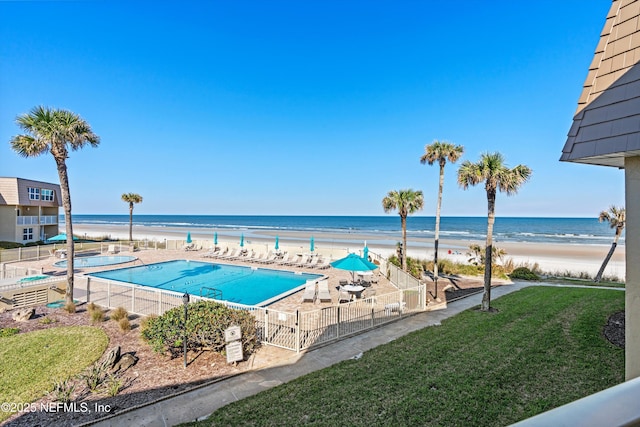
[
  {"left": 184, "top": 287, "right": 624, "bottom": 427},
  {"left": 0, "top": 326, "right": 108, "bottom": 422}
]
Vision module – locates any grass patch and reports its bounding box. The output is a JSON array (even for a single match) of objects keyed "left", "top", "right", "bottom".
[
  {"left": 0, "top": 326, "right": 108, "bottom": 422},
  {"left": 187, "top": 287, "right": 624, "bottom": 427}
]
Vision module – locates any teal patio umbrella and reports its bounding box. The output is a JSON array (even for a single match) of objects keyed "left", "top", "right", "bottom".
[
  {"left": 214, "top": 232, "right": 218, "bottom": 245},
  {"left": 186, "top": 232, "right": 192, "bottom": 244},
  {"left": 275, "top": 236, "right": 279, "bottom": 250},
  {"left": 240, "top": 233, "right": 244, "bottom": 247},
  {"left": 310, "top": 236, "right": 315, "bottom": 253},
  {"left": 46, "top": 233, "right": 78, "bottom": 243},
  {"left": 330, "top": 253, "right": 378, "bottom": 283},
  {"left": 363, "top": 241, "right": 369, "bottom": 261}
]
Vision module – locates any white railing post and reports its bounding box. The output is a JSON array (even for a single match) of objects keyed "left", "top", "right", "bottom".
[
  {"left": 86, "top": 277, "right": 91, "bottom": 302},
  {"left": 131, "top": 286, "right": 136, "bottom": 313}
]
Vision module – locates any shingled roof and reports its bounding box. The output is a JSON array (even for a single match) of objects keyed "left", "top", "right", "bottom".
[{"left": 561, "top": 0, "right": 640, "bottom": 167}]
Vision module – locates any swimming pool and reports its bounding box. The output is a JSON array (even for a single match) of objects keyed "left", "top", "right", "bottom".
[
  {"left": 54, "top": 255, "right": 137, "bottom": 269},
  {"left": 88, "top": 260, "right": 323, "bottom": 306}
]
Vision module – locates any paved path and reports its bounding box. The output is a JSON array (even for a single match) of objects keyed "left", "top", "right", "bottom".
[{"left": 85, "top": 281, "right": 619, "bottom": 427}]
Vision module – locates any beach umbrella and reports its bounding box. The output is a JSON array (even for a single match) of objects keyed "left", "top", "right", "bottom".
[
  {"left": 275, "top": 236, "right": 279, "bottom": 250},
  {"left": 240, "top": 233, "right": 244, "bottom": 247},
  {"left": 310, "top": 236, "right": 315, "bottom": 253},
  {"left": 363, "top": 241, "right": 369, "bottom": 261},
  {"left": 330, "top": 253, "right": 378, "bottom": 282},
  {"left": 46, "top": 233, "right": 77, "bottom": 243},
  {"left": 186, "top": 232, "right": 192, "bottom": 244},
  {"left": 214, "top": 232, "right": 218, "bottom": 245}
]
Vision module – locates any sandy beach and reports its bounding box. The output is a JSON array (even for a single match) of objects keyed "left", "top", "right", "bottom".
[{"left": 68, "top": 222, "right": 626, "bottom": 280}]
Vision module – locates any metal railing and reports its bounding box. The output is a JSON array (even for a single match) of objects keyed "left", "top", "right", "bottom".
[
  {"left": 80, "top": 273, "right": 425, "bottom": 353},
  {"left": 16, "top": 216, "right": 39, "bottom": 225}
]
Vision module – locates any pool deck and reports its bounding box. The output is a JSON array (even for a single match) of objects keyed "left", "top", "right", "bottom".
[{"left": 10, "top": 247, "right": 398, "bottom": 312}]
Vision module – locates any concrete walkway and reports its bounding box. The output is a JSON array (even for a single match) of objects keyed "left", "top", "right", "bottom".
[{"left": 85, "top": 282, "right": 589, "bottom": 427}]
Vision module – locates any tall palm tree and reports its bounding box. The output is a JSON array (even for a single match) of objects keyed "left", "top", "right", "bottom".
[
  {"left": 594, "top": 205, "right": 625, "bottom": 282},
  {"left": 11, "top": 106, "right": 100, "bottom": 304},
  {"left": 457, "top": 152, "right": 531, "bottom": 311},
  {"left": 420, "top": 140, "right": 464, "bottom": 299},
  {"left": 382, "top": 189, "right": 424, "bottom": 271},
  {"left": 122, "top": 193, "right": 143, "bottom": 241}
]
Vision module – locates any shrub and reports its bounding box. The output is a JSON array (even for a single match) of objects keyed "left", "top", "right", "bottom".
[
  {"left": 118, "top": 317, "right": 131, "bottom": 332},
  {"left": 39, "top": 316, "right": 57, "bottom": 325},
  {"left": 90, "top": 308, "right": 105, "bottom": 324},
  {"left": 63, "top": 302, "right": 76, "bottom": 314},
  {"left": 87, "top": 302, "right": 98, "bottom": 313},
  {"left": 80, "top": 363, "right": 108, "bottom": 393},
  {"left": 139, "top": 314, "right": 158, "bottom": 333},
  {"left": 0, "top": 327, "right": 19, "bottom": 337},
  {"left": 141, "top": 301, "right": 258, "bottom": 359},
  {"left": 49, "top": 378, "right": 75, "bottom": 403},
  {"left": 110, "top": 307, "right": 128, "bottom": 322},
  {"left": 509, "top": 267, "right": 540, "bottom": 281}
]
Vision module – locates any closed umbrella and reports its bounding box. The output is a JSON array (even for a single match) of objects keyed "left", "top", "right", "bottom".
[
  {"left": 214, "top": 232, "right": 218, "bottom": 245},
  {"left": 310, "top": 236, "right": 315, "bottom": 253},
  {"left": 240, "top": 233, "right": 244, "bottom": 247},
  {"left": 363, "top": 241, "right": 369, "bottom": 261},
  {"left": 186, "top": 232, "right": 192, "bottom": 244},
  {"left": 275, "top": 236, "right": 279, "bottom": 250}
]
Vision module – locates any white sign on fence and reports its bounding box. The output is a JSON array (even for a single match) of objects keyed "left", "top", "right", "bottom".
[{"left": 226, "top": 340, "right": 243, "bottom": 363}]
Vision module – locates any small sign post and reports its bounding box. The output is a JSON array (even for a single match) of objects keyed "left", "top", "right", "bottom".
[{"left": 225, "top": 325, "right": 243, "bottom": 364}]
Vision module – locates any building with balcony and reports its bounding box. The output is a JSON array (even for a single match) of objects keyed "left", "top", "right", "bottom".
[{"left": 0, "top": 177, "right": 61, "bottom": 243}]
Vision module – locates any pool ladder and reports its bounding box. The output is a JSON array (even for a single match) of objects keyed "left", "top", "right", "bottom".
[{"left": 200, "top": 286, "right": 222, "bottom": 300}]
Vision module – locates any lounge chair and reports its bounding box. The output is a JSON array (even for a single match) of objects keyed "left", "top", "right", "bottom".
[
  {"left": 211, "top": 247, "right": 228, "bottom": 258},
  {"left": 257, "top": 252, "right": 276, "bottom": 264},
  {"left": 316, "top": 256, "right": 331, "bottom": 269},
  {"left": 276, "top": 253, "right": 292, "bottom": 265},
  {"left": 302, "top": 281, "right": 316, "bottom": 303},
  {"left": 305, "top": 256, "right": 320, "bottom": 268},
  {"left": 219, "top": 249, "right": 238, "bottom": 260},
  {"left": 317, "top": 279, "right": 332, "bottom": 302},
  {"left": 249, "top": 252, "right": 264, "bottom": 263},
  {"left": 107, "top": 244, "right": 118, "bottom": 254}
]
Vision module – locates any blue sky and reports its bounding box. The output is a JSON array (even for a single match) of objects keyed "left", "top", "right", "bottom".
[{"left": 0, "top": 1, "right": 623, "bottom": 217}]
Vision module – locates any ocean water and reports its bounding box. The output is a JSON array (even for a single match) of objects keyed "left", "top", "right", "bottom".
[{"left": 65, "top": 215, "right": 623, "bottom": 246}]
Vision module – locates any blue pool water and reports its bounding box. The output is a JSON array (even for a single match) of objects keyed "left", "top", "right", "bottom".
[
  {"left": 54, "top": 255, "right": 137, "bottom": 268},
  {"left": 89, "top": 260, "right": 323, "bottom": 306}
]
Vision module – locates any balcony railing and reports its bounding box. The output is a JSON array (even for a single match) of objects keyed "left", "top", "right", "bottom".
[
  {"left": 40, "top": 215, "right": 57, "bottom": 225},
  {"left": 16, "top": 215, "right": 58, "bottom": 225},
  {"left": 16, "top": 216, "right": 39, "bottom": 225}
]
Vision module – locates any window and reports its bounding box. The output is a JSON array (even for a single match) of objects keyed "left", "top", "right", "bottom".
[
  {"left": 41, "top": 189, "right": 55, "bottom": 201},
  {"left": 28, "top": 187, "right": 40, "bottom": 200},
  {"left": 23, "top": 228, "right": 33, "bottom": 240}
]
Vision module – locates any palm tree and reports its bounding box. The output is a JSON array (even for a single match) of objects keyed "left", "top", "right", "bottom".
[
  {"left": 420, "top": 140, "right": 464, "bottom": 299},
  {"left": 594, "top": 205, "right": 625, "bottom": 283},
  {"left": 122, "top": 193, "right": 143, "bottom": 241},
  {"left": 382, "top": 189, "right": 424, "bottom": 271},
  {"left": 457, "top": 152, "right": 531, "bottom": 311},
  {"left": 11, "top": 106, "right": 100, "bottom": 304}
]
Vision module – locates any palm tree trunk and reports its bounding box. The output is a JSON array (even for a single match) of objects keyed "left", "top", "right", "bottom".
[
  {"left": 482, "top": 190, "right": 496, "bottom": 311},
  {"left": 401, "top": 215, "right": 407, "bottom": 271},
  {"left": 433, "top": 163, "right": 444, "bottom": 300},
  {"left": 55, "top": 158, "right": 74, "bottom": 304},
  {"left": 129, "top": 203, "right": 134, "bottom": 242},
  {"left": 594, "top": 231, "right": 620, "bottom": 282}
]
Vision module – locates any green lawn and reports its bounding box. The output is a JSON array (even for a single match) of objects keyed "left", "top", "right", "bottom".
[
  {"left": 0, "top": 326, "right": 108, "bottom": 422},
  {"left": 184, "top": 286, "right": 624, "bottom": 427}
]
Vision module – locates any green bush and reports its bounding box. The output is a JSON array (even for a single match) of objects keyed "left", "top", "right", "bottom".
[
  {"left": 509, "top": 267, "right": 540, "bottom": 281},
  {"left": 141, "top": 301, "right": 258, "bottom": 359}
]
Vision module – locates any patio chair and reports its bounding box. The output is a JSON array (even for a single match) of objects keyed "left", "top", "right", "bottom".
[
  {"left": 302, "top": 281, "right": 316, "bottom": 303},
  {"left": 338, "top": 287, "right": 352, "bottom": 303},
  {"left": 107, "top": 244, "right": 118, "bottom": 254},
  {"left": 317, "top": 279, "right": 332, "bottom": 302}
]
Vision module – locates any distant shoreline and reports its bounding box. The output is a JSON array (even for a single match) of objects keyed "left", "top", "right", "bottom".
[{"left": 68, "top": 222, "right": 626, "bottom": 280}]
